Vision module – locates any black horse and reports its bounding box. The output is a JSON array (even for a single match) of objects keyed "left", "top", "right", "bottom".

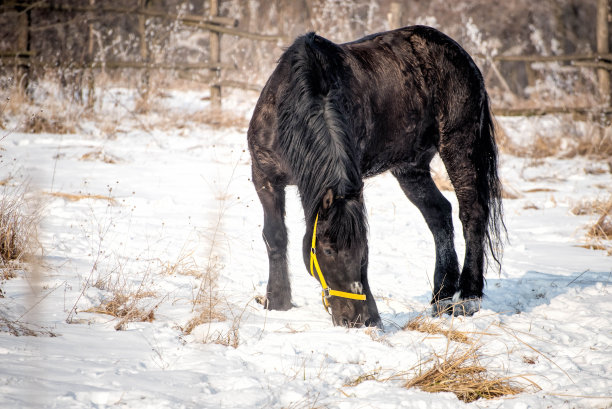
[{"left": 247, "top": 26, "right": 504, "bottom": 328}]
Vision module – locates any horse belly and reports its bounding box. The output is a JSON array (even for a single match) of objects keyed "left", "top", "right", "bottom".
[{"left": 359, "top": 117, "right": 436, "bottom": 178}]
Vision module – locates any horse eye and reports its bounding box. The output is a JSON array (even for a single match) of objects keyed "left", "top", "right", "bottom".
[{"left": 323, "top": 248, "right": 333, "bottom": 256}]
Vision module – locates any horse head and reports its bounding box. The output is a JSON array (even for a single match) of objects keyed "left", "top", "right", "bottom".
[{"left": 304, "top": 189, "right": 373, "bottom": 327}]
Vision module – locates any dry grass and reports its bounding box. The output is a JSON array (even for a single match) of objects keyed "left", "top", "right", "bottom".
[
  {"left": 183, "top": 174, "right": 233, "bottom": 339},
  {"left": 208, "top": 322, "right": 240, "bottom": 348},
  {"left": 343, "top": 368, "right": 388, "bottom": 387},
  {"left": 524, "top": 187, "right": 556, "bottom": 193},
  {"left": 343, "top": 342, "right": 536, "bottom": 403},
  {"left": 0, "top": 315, "right": 56, "bottom": 337},
  {"left": 501, "top": 183, "right": 523, "bottom": 200},
  {"left": 3, "top": 75, "right": 84, "bottom": 135},
  {"left": 191, "top": 107, "right": 249, "bottom": 129},
  {"left": 282, "top": 392, "right": 325, "bottom": 409},
  {"left": 432, "top": 169, "right": 454, "bottom": 192},
  {"left": 571, "top": 197, "right": 611, "bottom": 216},
  {"left": 572, "top": 196, "right": 612, "bottom": 254},
  {"left": 44, "top": 191, "right": 117, "bottom": 205},
  {"left": 24, "top": 113, "right": 76, "bottom": 134},
  {"left": 498, "top": 116, "right": 612, "bottom": 159},
  {"left": 345, "top": 313, "right": 535, "bottom": 402},
  {"left": 586, "top": 198, "right": 612, "bottom": 241},
  {"left": 80, "top": 149, "right": 121, "bottom": 164},
  {"left": 500, "top": 133, "right": 563, "bottom": 159},
  {"left": 183, "top": 251, "right": 225, "bottom": 333},
  {"left": 85, "top": 291, "right": 158, "bottom": 330},
  {"left": 87, "top": 268, "right": 161, "bottom": 330},
  {"left": 403, "top": 315, "right": 474, "bottom": 344},
  {"left": 185, "top": 298, "right": 251, "bottom": 349},
  {"left": 159, "top": 252, "right": 202, "bottom": 277},
  {"left": 571, "top": 125, "right": 612, "bottom": 158},
  {"left": 183, "top": 304, "right": 226, "bottom": 334},
  {"left": 126, "top": 100, "right": 249, "bottom": 132},
  {"left": 404, "top": 344, "right": 531, "bottom": 403},
  {"left": 0, "top": 183, "right": 40, "bottom": 272},
  {"left": 80, "top": 243, "right": 224, "bottom": 331}
]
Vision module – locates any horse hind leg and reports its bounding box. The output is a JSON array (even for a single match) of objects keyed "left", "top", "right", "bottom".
[
  {"left": 439, "top": 132, "right": 490, "bottom": 316},
  {"left": 391, "top": 167, "right": 461, "bottom": 314}
]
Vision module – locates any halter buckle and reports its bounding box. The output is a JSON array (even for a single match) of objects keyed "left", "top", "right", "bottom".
[{"left": 323, "top": 288, "right": 331, "bottom": 299}]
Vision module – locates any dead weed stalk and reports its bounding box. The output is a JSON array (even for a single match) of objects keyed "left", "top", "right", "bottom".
[
  {"left": 187, "top": 163, "right": 239, "bottom": 336},
  {"left": 0, "top": 315, "right": 56, "bottom": 337},
  {"left": 186, "top": 297, "right": 253, "bottom": 349}
]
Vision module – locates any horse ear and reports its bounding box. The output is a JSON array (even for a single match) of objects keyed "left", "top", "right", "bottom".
[{"left": 322, "top": 188, "right": 334, "bottom": 210}]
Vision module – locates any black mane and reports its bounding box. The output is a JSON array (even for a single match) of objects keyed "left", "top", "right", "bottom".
[{"left": 276, "top": 33, "right": 367, "bottom": 247}]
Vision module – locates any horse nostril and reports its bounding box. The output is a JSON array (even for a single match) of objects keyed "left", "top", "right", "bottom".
[{"left": 341, "top": 317, "right": 349, "bottom": 327}]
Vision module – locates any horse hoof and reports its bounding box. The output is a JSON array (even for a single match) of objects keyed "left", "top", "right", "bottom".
[
  {"left": 431, "top": 298, "right": 455, "bottom": 316},
  {"left": 256, "top": 295, "right": 292, "bottom": 311},
  {"left": 452, "top": 297, "right": 481, "bottom": 316},
  {"left": 365, "top": 317, "right": 383, "bottom": 330},
  {"left": 431, "top": 294, "right": 481, "bottom": 317}
]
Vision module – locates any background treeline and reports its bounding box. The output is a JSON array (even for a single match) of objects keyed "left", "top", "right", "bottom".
[{"left": 0, "top": 0, "right": 604, "bottom": 110}]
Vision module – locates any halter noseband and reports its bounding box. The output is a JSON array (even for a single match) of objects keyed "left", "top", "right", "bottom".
[{"left": 309, "top": 213, "right": 366, "bottom": 314}]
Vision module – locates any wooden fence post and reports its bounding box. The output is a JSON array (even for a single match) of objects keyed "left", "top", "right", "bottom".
[
  {"left": 15, "top": 5, "right": 31, "bottom": 97},
  {"left": 138, "top": 0, "right": 150, "bottom": 107},
  {"left": 209, "top": 0, "right": 222, "bottom": 109},
  {"left": 387, "top": 2, "right": 403, "bottom": 30},
  {"left": 86, "top": 0, "right": 96, "bottom": 109},
  {"left": 597, "top": 0, "right": 610, "bottom": 104}
]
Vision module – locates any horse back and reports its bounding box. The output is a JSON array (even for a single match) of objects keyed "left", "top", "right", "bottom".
[
  {"left": 339, "top": 26, "right": 487, "bottom": 174},
  {"left": 248, "top": 26, "right": 488, "bottom": 182}
]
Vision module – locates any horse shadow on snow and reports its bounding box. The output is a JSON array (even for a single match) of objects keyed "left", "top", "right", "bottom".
[{"left": 380, "top": 269, "right": 611, "bottom": 333}]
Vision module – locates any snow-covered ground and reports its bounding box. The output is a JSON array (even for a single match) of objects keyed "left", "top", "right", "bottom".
[{"left": 1, "top": 90, "right": 611, "bottom": 408}]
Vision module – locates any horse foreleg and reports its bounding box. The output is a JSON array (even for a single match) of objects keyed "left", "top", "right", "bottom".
[
  {"left": 360, "top": 246, "right": 382, "bottom": 328},
  {"left": 253, "top": 169, "right": 292, "bottom": 311}
]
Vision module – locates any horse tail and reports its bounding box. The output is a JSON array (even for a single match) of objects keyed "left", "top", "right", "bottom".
[
  {"left": 476, "top": 93, "right": 506, "bottom": 270},
  {"left": 276, "top": 33, "right": 366, "bottom": 247}
]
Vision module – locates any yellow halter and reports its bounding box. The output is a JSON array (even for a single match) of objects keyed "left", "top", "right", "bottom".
[{"left": 309, "top": 213, "right": 367, "bottom": 314}]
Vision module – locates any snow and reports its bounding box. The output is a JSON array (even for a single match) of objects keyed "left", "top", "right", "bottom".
[{"left": 1, "top": 90, "right": 611, "bottom": 408}]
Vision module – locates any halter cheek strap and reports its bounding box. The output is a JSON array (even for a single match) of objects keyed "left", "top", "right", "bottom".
[{"left": 309, "top": 213, "right": 366, "bottom": 314}]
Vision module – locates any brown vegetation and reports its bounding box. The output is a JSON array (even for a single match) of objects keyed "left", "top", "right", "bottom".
[
  {"left": 44, "top": 191, "right": 117, "bottom": 204},
  {"left": 80, "top": 149, "right": 121, "bottom": 164},
  {"left": 586, "top": 198, "right": 612, "bottom": 239},
  {"left": 498, "top": 119, "right": 612, "bottom": 160},
  {"left": 346, "top": 315, "right": 538, "bottom": 402},
  {"left": 403, "top": 315, "right": 473, "bottom": 344},
  {"left": 571, "top": 196, "right": 612, "bottom": 254},
  {"left": 85, "top": 291, "right": 158, "bottom": 330},
  {"left": 0, "top": 315, "right": 56, "bottom": 337},
  {"left": 87, "top": 266, "right": 161, "bottom": 330},
  {"left": 0, "top": 183, "right": 39, "bottom": 271},
  {"left": 404, "top": 344, "right": 530, "bottom": 403}
]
